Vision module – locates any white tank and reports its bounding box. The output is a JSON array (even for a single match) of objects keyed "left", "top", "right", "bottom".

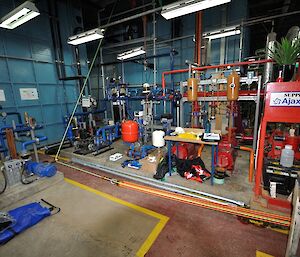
[
  {"left": 152, "top": 130, "right": 165, "bottom": 147},
  {"left": 280, "top": 145, "right": 294, "bottom": 167}
]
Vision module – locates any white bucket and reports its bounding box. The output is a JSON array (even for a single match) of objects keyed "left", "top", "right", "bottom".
[{"left": 152, "top": 130, "right": 165, "bottom": 147}]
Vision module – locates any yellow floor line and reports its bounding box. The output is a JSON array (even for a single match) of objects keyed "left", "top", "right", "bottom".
[
  {"left": 38, "top": 150, "right": 70, "bottom": 162},
  {"left": 65, "top": 178, "right": 169, "bottom": 257},
  {"left": 270, "top": 227, "right": 289, "bottom": 235},
  {"left": 256, "top": 250, "right": 275, "bottom": 257}
]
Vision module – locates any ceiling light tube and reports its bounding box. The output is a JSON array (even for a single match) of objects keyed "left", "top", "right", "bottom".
[
  {"left": 68, "top": 28, "right": 104, "bottom": 45},
  {"left": 161, "top": 0, "right": 231, "bottom": 20},
  {"left": 203, "top": 26, "right": 240, "bottom": 40},
  {"left": 0, "top": 1, "right": 40, "bottom": 29},
  {"left": 117, "top": 47, "right": 146, "bottom": 61}
]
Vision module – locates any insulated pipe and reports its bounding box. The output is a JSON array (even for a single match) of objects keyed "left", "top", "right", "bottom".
[{"left": 161, "top": 59, "right": 273, "bottom": 96}]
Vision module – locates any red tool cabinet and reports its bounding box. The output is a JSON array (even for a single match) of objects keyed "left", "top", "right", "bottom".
[{"left": 254, "top": 81, "right": 300, "bottom": 211}]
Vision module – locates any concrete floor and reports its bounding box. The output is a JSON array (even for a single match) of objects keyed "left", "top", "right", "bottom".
[
  {"left": 0, "top": 179, "right": 163, "bottom": 257},
  {"left": 61, "top": 139, "right": 253, "bottom": 205},
  {"left": 0, "top": 148, "right": 291, "bottom": 257},
  {"left": 51, "top": 159, "right": 289, "bottom": 257},
  {"left": 0, "top": 153, "right": 290, "bottom": 257}
]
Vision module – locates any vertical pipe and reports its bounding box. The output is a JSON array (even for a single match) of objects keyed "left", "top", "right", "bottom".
[
  {"left": 238, "top": 23, "right": 244, "bottom": 62},
  {"left": 100, "top": 48, "right": 108, "bottom": 121},
  {"left": 252, "top": 76, "right": 262, "bottom": 151},
  {"left": 255, "top": 120, "right": 267, "bottom": 196},
  {"left": 264, "top": 32, "right": 276, "bottom": 84},
  {"left": 75, "top": 46, "right": 85, "bottom": 94},
  {"left": 153, "top": 5, "right": 157, "bottom": 87},
  {"left": 121, "top": 61, "right": 125, "bottom": 83},
  {"left": 5, "top": 129, "right": 17, "bottom": 159},
  {"left": 152, "top": 3, "right": 157, "bottom": 123},
  {"left": 195, "top": 11, "right": 202, "bottom": 65},
  {"left": 179, "top": 81, "right": 184, "bottom": 127},
  {"left": 30, "top": 129, "right": 39, "bottom": 162}
]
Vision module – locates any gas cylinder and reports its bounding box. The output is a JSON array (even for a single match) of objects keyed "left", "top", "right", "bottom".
[
  {"left": 286, "top": 128, "right": 299, "bottom": 153},
  {"left": 187, "top": 78, "right": 198, "bottom": 101},
  {"left": 121, "top": 120, "right": 139, "bottom": 143},
  {"left": 172, "top": 143, "right": 197, "bottom": 159},
  {"left": 227, "top": 71, "right": 240, "bottom": 101}
]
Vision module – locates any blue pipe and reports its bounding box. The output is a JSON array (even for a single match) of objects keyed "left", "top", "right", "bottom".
[
  {"left": 0, "top": 134, "right": 7, "bottom": 156},
  {"left": 6, "top": 112, "right": 22, "bottom": 124},
  {"left": 21, "top": 140, "right": 36, "bottom": 152},
  {"left": 0, "top": 125, "right": 13, "bottom": 132},
  {"left": 21, "top": 136, "right": 47, "bottom": 152},
  {"left": 73, "top": 109, "right": 106, "bottom": 117},
  {"left": 95, "top": 124, "right": 120, "bottom": 146}
]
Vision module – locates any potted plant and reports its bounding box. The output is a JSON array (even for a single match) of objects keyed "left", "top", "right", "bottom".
[{"left": 269, "top": 37, "right": 300, "bottom": 81}]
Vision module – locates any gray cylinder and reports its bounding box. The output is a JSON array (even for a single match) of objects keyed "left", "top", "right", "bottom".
[{"left": 263, "top": 32, "right": 276, "bottom": 85}]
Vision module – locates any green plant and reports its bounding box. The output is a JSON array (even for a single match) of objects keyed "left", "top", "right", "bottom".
[{"left": 269, "top": 37, "right": 300, "bottom": 65}]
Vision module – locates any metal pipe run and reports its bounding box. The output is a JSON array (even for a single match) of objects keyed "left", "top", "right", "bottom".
[
  {"left": 100, "top": 6, "right": 162, "bottom": 29},
  {"left": 161, "top": 59, "right": 272, "bottom": 96},
  {"left": 56, "top": 159, "right": 290, "bottom": 227},
  {"left": 119, "top": 181, "right": 290, "bottom": 227},
  {"left": 71, "top": 157, "right": 245, "bottom": 206}
]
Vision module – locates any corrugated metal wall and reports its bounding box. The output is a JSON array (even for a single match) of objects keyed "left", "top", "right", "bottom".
[{"left": 0, "top": 0, "right": 87, "bottom": 146}]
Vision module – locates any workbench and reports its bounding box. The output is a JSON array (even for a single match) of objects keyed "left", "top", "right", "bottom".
[{"left": 164, "top": 128, "right": 220, "bottom": 185}]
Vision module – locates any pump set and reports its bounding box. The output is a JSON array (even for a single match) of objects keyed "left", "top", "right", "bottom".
[{"left": 0, "top": 112, "right": 57, "bottom": 195}]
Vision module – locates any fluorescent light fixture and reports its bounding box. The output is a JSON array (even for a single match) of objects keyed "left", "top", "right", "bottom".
[
  {"left": 117, "top": 47, "right": 146, "bottom": 61},
  {"left": 0, "top": 1, "right": 40, "bottom": 29},
  {"left": 161, "top": 0, "right": 231, "bottom": 20},
  {"left": 203, "top": 26, "right": 240, "bottom": 40},
  {"left": 68, "top": 28, "right": 104, "bottom": 45}
]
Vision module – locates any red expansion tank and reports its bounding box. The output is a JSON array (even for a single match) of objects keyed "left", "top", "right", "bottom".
[{"left": 121, "top": 120, "right": 139, "bottom": 143}]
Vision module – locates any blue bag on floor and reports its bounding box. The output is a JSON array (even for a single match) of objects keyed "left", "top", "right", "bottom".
[{"left": 0, "top": 200, "right": 59, "bottom": 245}]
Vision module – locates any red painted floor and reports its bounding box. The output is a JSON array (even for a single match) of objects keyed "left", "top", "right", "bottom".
[{"left": 47, "top": 156, "right": 288, "bottom": 257}]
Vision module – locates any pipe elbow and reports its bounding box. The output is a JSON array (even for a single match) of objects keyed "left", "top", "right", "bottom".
[
  {"left": 21, "top": 140, "right": 36, "bottom": 152},
  {"left": 36, "top": 136, "right": 47, "bottom": 142}
]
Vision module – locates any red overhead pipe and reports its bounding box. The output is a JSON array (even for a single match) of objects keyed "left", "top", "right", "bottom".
[{"left": 162, "top": 59, "right": 273, "bottom": 96}]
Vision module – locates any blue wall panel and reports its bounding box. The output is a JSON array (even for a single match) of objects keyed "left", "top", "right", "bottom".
[
  {"left": 0, "top": 59, "right": 9, "bottom": 82},
  {"left": 0, "top": 83, "right": 14, "bottom": 107},
  {"left": 7, "top": 60, "right": 35, "bottom": 83},
  {"left": 42, "top": 105, "right": 64, "bottom": 124},
  {"left": 5, "top": 33, "right": 31, "bottom": 58},
  {"left": 0, "top": 0, "right": 86, "bottom": 147},
  {"left": 34, "top": 63, "right": 57, "bottom": 84},
  {"left": 38, "top": 84, "right": 60, "bottom": 105}
]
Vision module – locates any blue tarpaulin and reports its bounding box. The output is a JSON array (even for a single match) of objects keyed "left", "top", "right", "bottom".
[{"left": 0, "top": 202, "right": 51, "bottom": 244}]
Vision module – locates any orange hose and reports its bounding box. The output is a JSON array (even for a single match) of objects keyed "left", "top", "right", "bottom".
[
  {"left": 239, "top": 146, "right": 254, "bottom": 183},
  {"left": 119, "top": 181, "right": 290, "bottom": 227},
  {"left": 122, "top": 181, "right": 290, "bottom": 220},
  {"left": 197, "top": 144, "right": 204, "bottom": 157}
]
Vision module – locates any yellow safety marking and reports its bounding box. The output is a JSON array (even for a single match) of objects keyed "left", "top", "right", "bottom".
[
  {"left": 38, "top": 150, "right": 70, "bottom": 162},
  {"left": 65, "top": 178, "right": 169, "bottom": 257},
  {"left": 270, "top": 227, "right": 289, "bottom": 235},
  {"left": 256, "top": 250, "right": 275, "bottom": 257}
]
